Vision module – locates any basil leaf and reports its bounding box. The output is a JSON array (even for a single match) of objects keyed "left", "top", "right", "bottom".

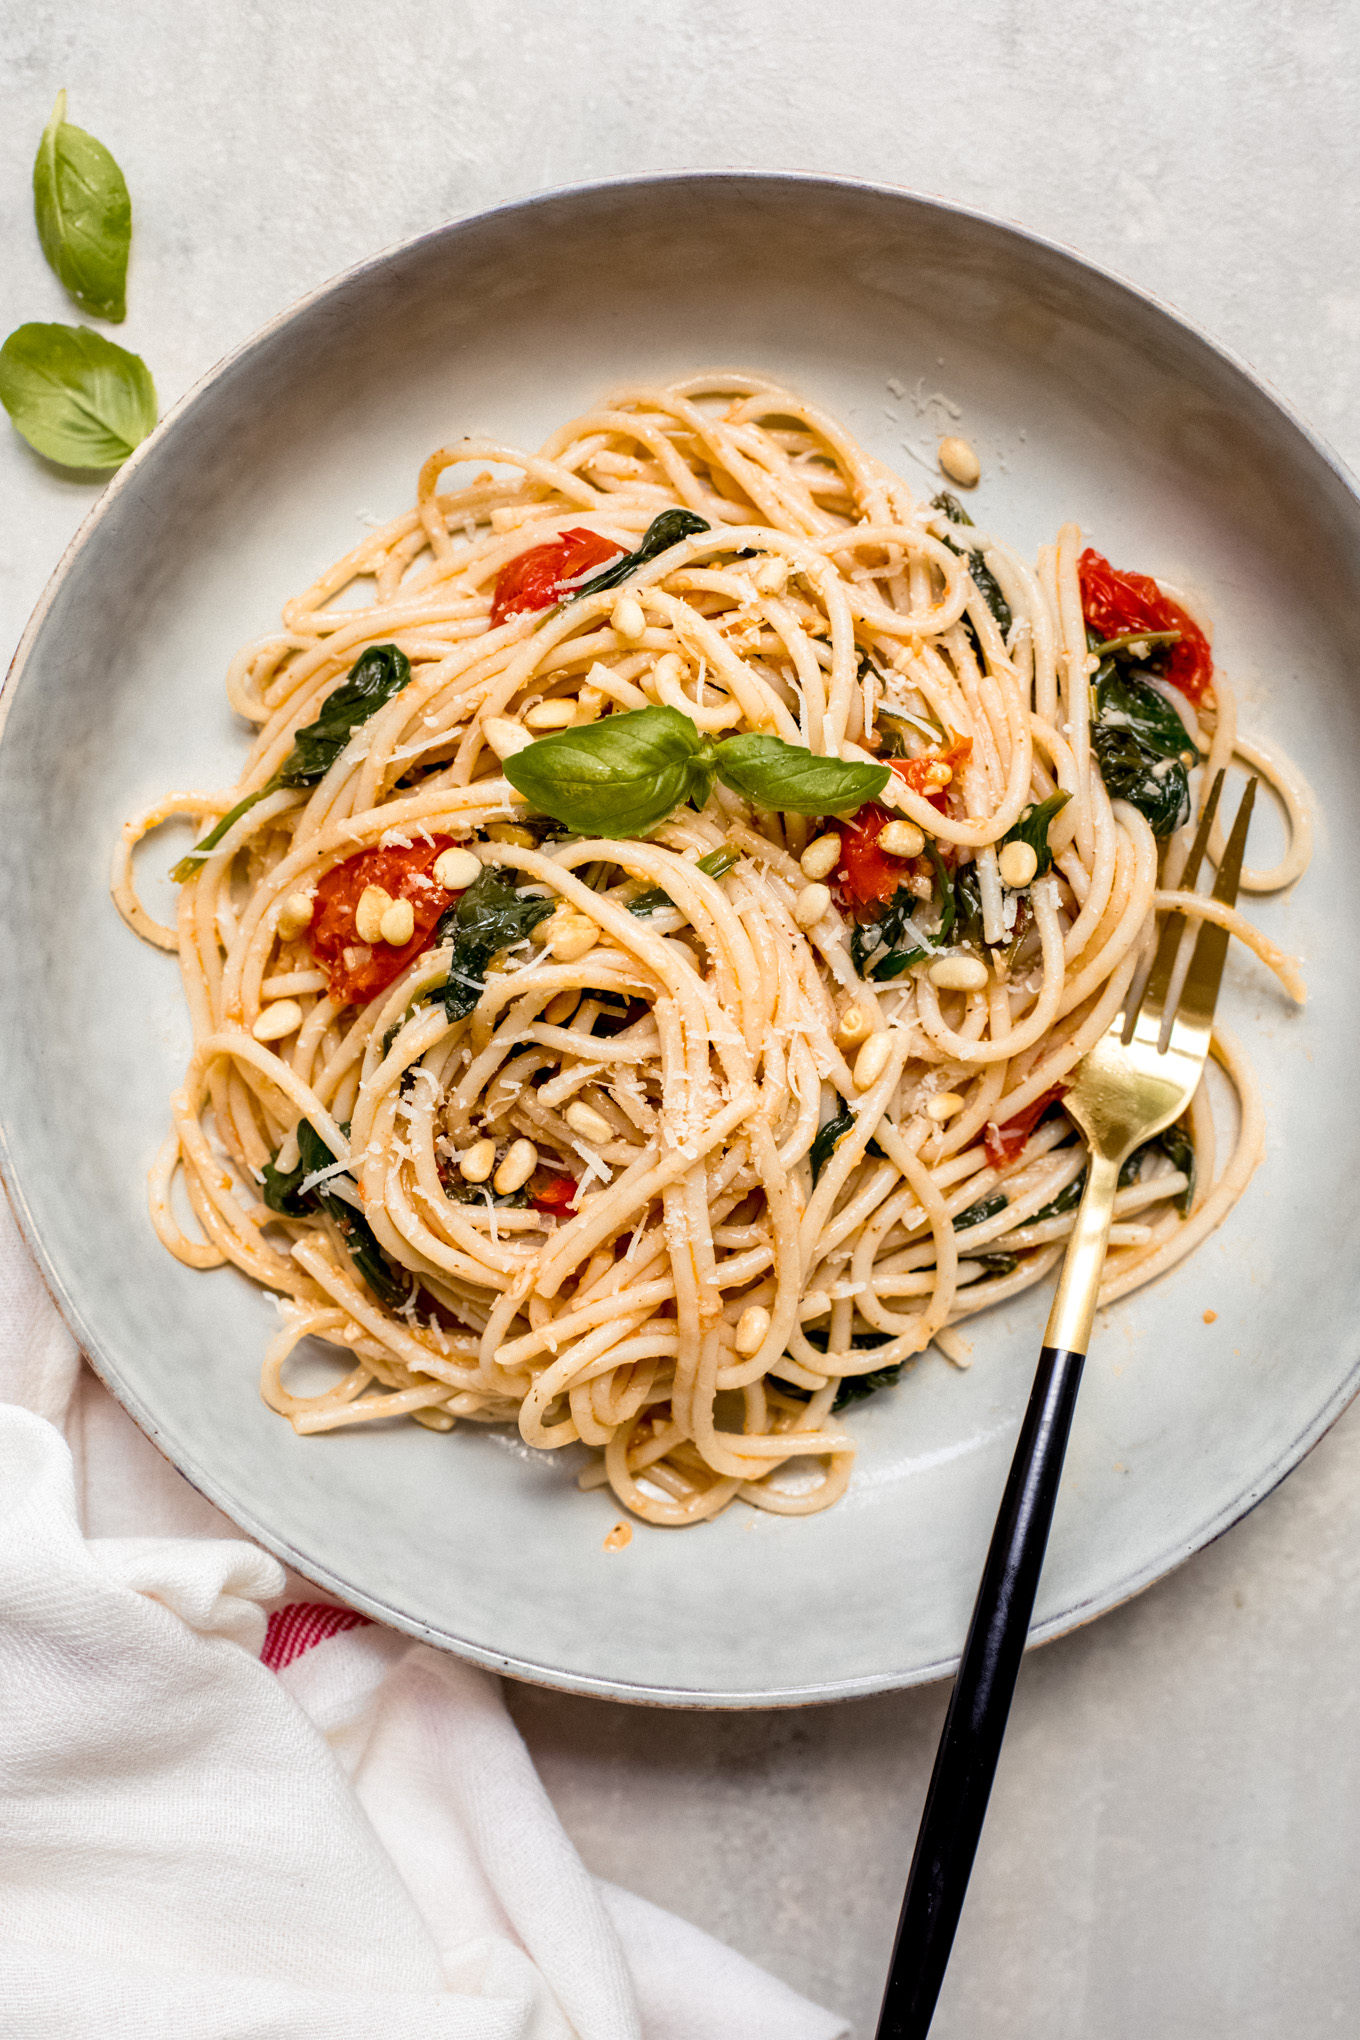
[
  {"left": 1031, "top": 1171, "right": 1085, "bottom": 1222},
  {"left": 809, "top": 1105, "right": 855, "bottom": 1185},
  {"left": 849, "top": 882, "right": 923, "bottom": 976},
  {"left": 953, "top": 1191, "right": 1007, "bottom": 1231},
  {"left": 172, "top": 643, "right": 413, "bottom": 880},
  {"left": 1000, "top": 790, "right": 1071, "bottom": 879},
  {"left": 924, "top": 840, "right": 955, "bottom": 946},
  {"left": 628, "top": 845, "right": 739, "bottom": 916},
  {"left": 570, "top": 508, "right": 711, "bottom": 602},
  {"left": 832, "top": 1361, "right": 906, "bottom": 1411},
  {"left": 961, "top": 1251, "right": 1020, "bottom": 1279},
  {"left": 505, "top": 704, "right": 713, "bottom": 838},
  {"left": 0, "top": 322, "right": 155, "bottom": 469},
  {"left": 952, "top": 861, "right": 985, "bottom": 948},
  {"left": 869, "top": 945, "right": 926, "bottom": 981},
  {"left": 932, "top": 491, "right": 975, "bottom": 528},
  {"left": 261, "top": 1146, "right": 311, "bottom": 1216},
  {"left": 1093, "top": 667, "right": 1197, "bottom": 762},
  {"left": 1091, "top": 725, "right": 1190, "bottom": 836},
  {"left": 33, "top": 92, "right": 131, "bottom": 322},
  {"left": 261, "top": 1121, "right": 414, "bottom": 1309},
  {"left": 932, "top": 492, "right": 1012, "bottom": 637},
  {"left": 713, "top": 734, "right": 888, "bottom": 816},
  {"left": 434, "top": 864, "right": 555, "bottom": 1022}
]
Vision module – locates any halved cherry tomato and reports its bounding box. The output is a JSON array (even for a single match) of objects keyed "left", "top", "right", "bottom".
[
  {"left": 1078, "top": 548, "right": 1213, "bottom": 704},
  {"left": 892, "top": 734, "right": 972, "bottom": 808},
  {"left": 528, "top": 1170, "right": 578, "bottom": 1215},
  {"left": 490, "top": 528, "right": 626, "bottom": 627},
  {"left": 984, "top": 1085, "right": 1068, "bottom": 1168},
  {"left": 310, "top": 835, "right": 460, "bottom": 1004},
  {"left": 831, "top": 738, "right": 973, "bottom": 914}
]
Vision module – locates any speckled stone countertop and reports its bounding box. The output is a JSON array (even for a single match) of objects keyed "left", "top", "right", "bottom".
[{"left": 4, "top": 7, "right": 1358, "bottom": 2032}]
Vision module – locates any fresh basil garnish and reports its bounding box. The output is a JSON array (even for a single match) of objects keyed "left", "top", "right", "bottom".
[
  {"left": 504, "top": 705, "right": 889, "bottom": 840},
  {"left": 262, "top": 1119, "right": 413, "bottom": 1310},
  {"left": 628, "top": 846, "right": 739, "bottom": 916},
  {"left": 1091, "top": 666, "right": 1197, "bottom": 837},
  {"left": 0, "top": 321, "right": 155, "bottom": 469},
  {"left": 932, "top": 491, "right": 1013, "bottom": 638},
  {"left": 999, "top": 790, "right": 1071, "bottom": 879},
  {"left": 173, "top": 644, "right": 413, "bottom": 879},
  {"left": 433, "top": 864, "right": 555, "bottom": 1022},
  {"left": 33, "top": 91, "right": 132, "bottom": 322},
  {"left": 569, "top": 508, "right": 711, "bottom": 603},
  {"left": 953, "top": 1191, "right": 1007, "bottom": 1231}
]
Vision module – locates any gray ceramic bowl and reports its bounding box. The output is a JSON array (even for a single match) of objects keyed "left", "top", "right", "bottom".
[{"left": 1, "top": 173, "right": 1354, "bottom": 1706}]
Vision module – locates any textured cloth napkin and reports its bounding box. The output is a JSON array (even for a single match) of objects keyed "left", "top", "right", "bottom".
[{"left": 0, "top": 1195, "right": 848, "bottom": 2039}]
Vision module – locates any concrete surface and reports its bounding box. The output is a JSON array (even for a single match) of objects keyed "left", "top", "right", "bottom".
[{"left": 3, "top": 4, "right": 1359, "bottom": 2032}]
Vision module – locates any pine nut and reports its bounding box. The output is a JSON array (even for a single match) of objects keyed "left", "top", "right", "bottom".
[
  {"left": 835, "top": 1004, "right": 872, "bottom": 1047},
  {"left": 378, "top": 897, "right": 415, "bottom": 946},
  {"left": 926, "top": 1090, "right": 966, "bottom": 1122},
  {"left": 997, "top": 839, "right": 1039, "bottom": 888},
  {"left": 524, "top": 699, "right": 576, "bottom": 730},
  {"left": 493, "top": 1137, "right": 538, "bottom": 1195},
  {"left": 486, "top": 822, "right": 536, "bottom": 849},
  {"left": 612, "top": 592, "right": 646, "bottom": 640},
  {"left": 355, "top": 884, "right": 393, "bottom": 944},
  {"left": 433, "top": 846, "right": 481, "bottom": 891},
  {"left": 754, "top": 556, "right": 788, "bottom": 595},
  {"left": 459, "top": 1138, "right": 496, "bottom": 1183},
  {"left": 565, "top": 1101, "right": 612, "bottom": 1144},
  {"left": 276, "top": 892, "right": 314, "bottom": 942},
  {"left": 734, "top": 1304, "right": 771, "bottom": 1356},
  {"left": 544, "top": 989, "right": 580, "bottom": 1025},
  {"left": 794, "top": 882, "right": 831, "bottom": 929},
  {"left": 550, "top": 914, "right": 600, "bottom": 962},
  {"left": 251, "top": 999, "right": 303, "bottom": 1042},
  {"left": 800, "top": 832, "right": 841, "bottom": 881},
  {"left": 877, "top": 819, "right": 925, "bottom": 859},
  {"left": 854, "top": 1031, "right": 894, "bottom": 1090},
  {"left": 483, "top": 715, "right": 532, "bottom": 760},
  {"left": 938, "top": 435, "right": 981, "bottom": 487},
  {"left": 928, "top": 955, "right": 989, "bottom": 991}
]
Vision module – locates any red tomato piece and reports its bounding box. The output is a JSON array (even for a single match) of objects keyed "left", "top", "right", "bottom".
[
  {"left": 529, "top": 1171, "right": 578, "bottom": 1215},
  {"left": 984, "top": 1085, "right": 1068, "bottom": 1169},
  {"left": 1078, "top": 548, "right": 1213, "bottom": 705},
  {"left": 835, "top": 802, "right": 904, "bottom": 913},
  {"left": 490, "top": 528, "right": 626, "bottom": 627},
  {"left": 310, "top": 835, "right": 460, "bottom": 1004}
]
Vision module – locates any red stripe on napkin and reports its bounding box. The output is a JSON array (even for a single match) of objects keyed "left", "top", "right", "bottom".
[{"left": 261, "top": 1601, "right": 372, "bottom": 1671}]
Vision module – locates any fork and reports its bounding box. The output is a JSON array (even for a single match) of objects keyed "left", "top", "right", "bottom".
[{"left": 875, "top": 768, "right": 1255, "bottom": 2040}]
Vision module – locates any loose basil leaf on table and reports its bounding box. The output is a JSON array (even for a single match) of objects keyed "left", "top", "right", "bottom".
[
  {"left": 0, "top": 322, "right": 155, "bottom": 470},
  {"left": 172, "top": 644, "right": 414, "bottom": 879},
  {"left": 569, "top": 507, "right": 712, "bottom": 602},
  {"left": 33, "top": 91, "right": 132, "bottom": 322},
  {"left": 433, "top": 864, "right": 555, "bottom": 1022},
  {"left": 999, "top": 789, "right": 1071, "bottom": 878},
  {"left": 714, "top": 734, "right": 888, "bottom": 816}
]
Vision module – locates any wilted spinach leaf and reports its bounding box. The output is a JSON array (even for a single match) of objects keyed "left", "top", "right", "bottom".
[
  {"left": 434, "top": 864, "right": 555, "bottom": 1021},
  {"left": 953, "top": 1191, "right": 1007, "bottom": 1231},
  {"left": 932, "top": 492, "right": 1013, "bottom": 637},
  {"left": 569, "top": 508, "right": 711, "bottom": 602},
  {"left": 1090, "top": 665, "right": 1197, "bottom": 838},
  {"left": 999, "top": 790, "right": 1071, "bottom": 879},
  {"left": 261, "top": 1119, "right": 413, "bottom": 1309}
]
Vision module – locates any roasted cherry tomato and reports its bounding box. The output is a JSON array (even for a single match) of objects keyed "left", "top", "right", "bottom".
[
  {"left": 310, "top": 835, "right": 460, "bottom": 1004},
  {"left": 1078, "top": 548, "right": 1213, "bottom": 705},
  {"left": 528, "top": 1169, "right": 578, "bottom": 1215},
  {"left": 832, "top": 738, "right": 973, "bottom": 914},
  {"left": 984, "top": 1085, "right": 1068, "bottom": 1169},
  {"left": 490, "top": 528, "right": 626, "bottom": 627}
]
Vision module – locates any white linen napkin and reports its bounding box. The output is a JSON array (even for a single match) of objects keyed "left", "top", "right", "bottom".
[{"left": 0, "top": 1195, "right": 849, "bottom": 2039}]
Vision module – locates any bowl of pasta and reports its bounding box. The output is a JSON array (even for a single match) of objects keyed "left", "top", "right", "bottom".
[{"left": 1, "top": 173, "right": 1350, "bottom": 1703}]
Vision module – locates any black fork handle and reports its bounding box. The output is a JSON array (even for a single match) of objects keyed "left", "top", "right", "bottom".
[{"left": 875, "top": 1343, "right": 1086, "bottom": 2040}]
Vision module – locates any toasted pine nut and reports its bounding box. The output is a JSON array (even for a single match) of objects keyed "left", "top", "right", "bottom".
[
  {"left": 854, "top": 1031, "right": 894, "bottom": 1090},
  {"left": 794, "top": 882, "right": 831, "bottom": 930},
  {"left": 734, "top": 1304, "right": 771, "bottom": 1356},
  {"left": 998, "top": 840, "right": 1039, "bottom": 888},
  {"left": 251, "top": 999, "right": 303, "bottom": 1043},
  {"left": 493, "top": 1137, "right": 538, "bottom": 1195},
  {"left": 355, "top": 884, "right": 393, "bottom": 944},
  {"left": 612, "top": 592, "right": 646, "bottom": 640},
  {"left": 483, "top": 715, "right": 531, "bottom": 760},
  {"left": 486, "top": 822, "right": 536, "bottom": 849},
  {"left": 800, "top": 832, "right": 841, "bottom": 881},
  {"left": 524, "top": 699, "right": 576, "bottom": 730},
  {"left": 938, "top": 435, "right": 981, "bottom": 487},
  {"left": 550, "top": 914, "right": 600, "bottom": 963},
  {"left": 378, "top": 897, "right": 415, "bottom": 946},
  {"left": 877, "top": 819, "right": 925, "bottom": 859},
  {"left": 565, "top": 1101, "right": 612, "bottom": 1144},
  {"left": 754, "top": 556, "right": 789, "bottom": 595},
  {"left": 835, "top": 1004, "right": 872, "bottom": 1047},
  {"left": 928, "top": 955, "right": 989, "bottom": 991},
  {"left": 543, "top": 989, "right": 580, "bottom": 1025},
  {"left": 925, "top": 1090, "right": 966, "bottom": 1122},
  {"left": 276, "top": 892, "right": 314, "bottom": 942},
  {"left": 433, "top": 846, "right": 482, "bottom": 891},
  {"left": 459, "top": 1137, "right": 496, "bottom": 1184}
]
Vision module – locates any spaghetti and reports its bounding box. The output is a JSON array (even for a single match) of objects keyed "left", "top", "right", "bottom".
[{"left": 113, "top": 373, "right": 1310, "bottom": 1527}]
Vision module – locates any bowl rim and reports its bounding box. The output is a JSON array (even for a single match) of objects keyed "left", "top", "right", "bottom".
[{"left": 3, "top": 166, "right": 1357, "bottom": 1707}]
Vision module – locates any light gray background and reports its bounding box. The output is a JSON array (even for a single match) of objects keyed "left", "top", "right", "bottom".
[{"left": 3, "top": 4, "right": 1358, "bottom": 2034}]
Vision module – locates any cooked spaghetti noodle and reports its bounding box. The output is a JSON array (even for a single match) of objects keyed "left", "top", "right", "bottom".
[{"left": 114, "top": 373, "right": 1310, "bottom": 1527}]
